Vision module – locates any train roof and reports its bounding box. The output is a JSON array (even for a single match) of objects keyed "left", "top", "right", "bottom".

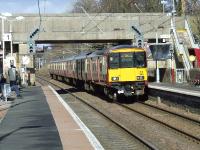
[
  {"left": 109, "top": 45, "right": 137, "bottom": 50},
  {"left": 50, "top": 45, "right": 142, "bottom": 63},
  {"left": 87, "top": 49, "right": 106, "bottom": 58},
  {"left": 50, "top": 55, "right": 76, "bottom": 63},
  {"left": 50, "top": 51, "right": 92, "bottom": 63},
  {"left": 74, "top": 51, "right": 92, "bottom": 60}
]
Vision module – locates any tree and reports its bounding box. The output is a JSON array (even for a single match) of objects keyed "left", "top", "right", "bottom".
[
  {"left": 72, "top": 0, "right": 163, "bottom": 13},
  {"left": 98, "top": 0, "right": 163, "bottom": 13},
  {"left": 176, "top": 0, "right": 183, "bottom": 16},
  {"left": 190, "top": 0, "right": 200, "bottom": 42},
  {"left": 72, "top": 0, "right": 100, "bottom": 13}
]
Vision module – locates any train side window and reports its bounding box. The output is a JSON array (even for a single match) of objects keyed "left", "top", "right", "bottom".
[
  {"left": 73, "top": 61, "right": 75, "bottom": 71},
  {"left": 92, "top": 60, "right": 96, "bottom": 71},
  {"left": 82, "top": 60, "right": 84, "bottom": 72},
  {"left": 99, "top": 58, "right": 102, "bottom": 72}
]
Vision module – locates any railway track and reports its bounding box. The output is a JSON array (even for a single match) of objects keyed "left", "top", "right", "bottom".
[
  {"left": 37, "top": 76, "right": 158, "bottom": 150},
  {"left": 36, "top": 75, "right": 200, "bottom": 150},
  {"left": 139, "top": 102, "right": 200, "bottom": 124},
  {"left": 117, "top": 102, "right": 200, "bottom": 143}
]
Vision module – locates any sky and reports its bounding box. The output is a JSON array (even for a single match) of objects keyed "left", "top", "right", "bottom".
[{"left": 0, "top": 0, "right": 74, "bottom": 14}]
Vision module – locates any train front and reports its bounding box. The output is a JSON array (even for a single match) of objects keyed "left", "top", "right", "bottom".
[{"left": 107, "top": 46, "right": 148, "bottom": 98}]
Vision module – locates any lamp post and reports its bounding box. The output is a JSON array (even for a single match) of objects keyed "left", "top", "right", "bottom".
[
  {"left": 1, "top": 13, "right": 24, "bottom": 57},
  {"left": 1, "top": 15, "right": 6, "bottom": 74},
  {"left": 8, "top": 16, "right": 24, "bottom": 57},
  {"left": 155, "top": 29, "right": 160, "bottom": 83},
  {"left": 1, "top": 13, "right": 24, "bottom": 74},
  {"left": 170, "top": 0, "right": 176, "bottom": 83}
]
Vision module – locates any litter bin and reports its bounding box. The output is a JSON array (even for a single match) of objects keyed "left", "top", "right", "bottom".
[
  {"left": 1, "top": 84, "right": 11, "bottom": 101},
  {"left": 176, "top": 69, "right": 185, "bottom": 83}
]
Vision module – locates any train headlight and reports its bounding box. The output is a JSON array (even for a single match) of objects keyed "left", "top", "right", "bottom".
[
  {"left": 111, "top": 77, "right": 119, "bottom": 81},
  {"left": 137, "top": 76, "right": 144, "bottom": 80}
]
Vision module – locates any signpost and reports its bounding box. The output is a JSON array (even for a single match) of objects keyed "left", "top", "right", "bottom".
[
  {"left": 21, "top": 55, "right": 30, "bottom": 86},
  {"left": 149, "top": 43, "right": 172, "bottom": 82},
  {"left": 3, "top": 33, "right": 12, "bottom": 41}
]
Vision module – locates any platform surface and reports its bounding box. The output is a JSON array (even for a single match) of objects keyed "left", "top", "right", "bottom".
[
  {"left": 149, "top": 82, "right": 200, "bottom": 97},
  {"left": 0, "top": 86, "right": 62, "bottom": 150},
  {"left": 0, "top": 85, "right": 103, "bottom": 150}
]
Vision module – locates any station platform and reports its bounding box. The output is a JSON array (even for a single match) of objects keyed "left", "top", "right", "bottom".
[
  {"left": 148, "top": 82, "right": 200, "bottom": 97},
  {"left": 0, "top": 86, "right": 103, "bottom": 150},
  {"left": 149, "top": 82, "right": 200, "bottom": 97}
]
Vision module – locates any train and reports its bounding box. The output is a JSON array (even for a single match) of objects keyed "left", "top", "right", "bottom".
[{"left": 48, "top": 45, "right": 148, "bottom": 101}]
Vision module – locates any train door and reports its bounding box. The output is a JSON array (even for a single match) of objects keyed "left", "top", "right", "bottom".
[{"left": 103, "top": 56, "right": 108, "bottom": 81}]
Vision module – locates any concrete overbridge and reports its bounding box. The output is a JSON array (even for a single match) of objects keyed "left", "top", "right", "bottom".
[{"left": 0, "top": 13, "right": 184, "bottom": 44}]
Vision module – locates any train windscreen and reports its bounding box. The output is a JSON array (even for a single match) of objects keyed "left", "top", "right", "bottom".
[
  {"left": 120, "top": 52, "right": 133, "bottom": 68},
  {"left": 109, "top": 52, "right": 146, "bottom": 68},
  {"left": 133, "top": 52, "right": 146, "bottom": 68},
  {"left": 109, "top": 53, "right": 119, "bottom": 69}
]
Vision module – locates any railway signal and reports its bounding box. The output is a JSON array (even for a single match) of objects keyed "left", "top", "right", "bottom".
[
  {"left": 28, "top": 28, "right": 39, "bottom": 53},
  {"left": 137, "top": 39, "right": 143, "bottom": 48},
  {"left": 30, "top": 28, "right": 39, "bottom": 39},
  {"left": 131, "top": 26, "right": 144, "bottom": 48},
  {"left": 28, "top": 39, "right": 36, "bottom": 53}
]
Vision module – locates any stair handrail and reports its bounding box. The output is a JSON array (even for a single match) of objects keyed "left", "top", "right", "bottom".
[{"left": 185, "top": 17, "right": 199, "bottom": 48}]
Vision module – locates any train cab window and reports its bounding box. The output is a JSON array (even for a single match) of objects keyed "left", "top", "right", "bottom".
[
  {"left": 120, "top": 52, "right": 133, "bottom": 68},
  {"left": 109, "top": 53, "right": 119, "bottom": 69},
  {"left": 134, "top": 52, "right": 146, "bottom": 67}
]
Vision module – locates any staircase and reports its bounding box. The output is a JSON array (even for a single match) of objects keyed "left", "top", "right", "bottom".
[
  {"left": 177, "top": 29, "right": 192, "bottom": 48},
  {"left": 184, "top": 18, "right": 199, "bottom": 49},
  {"left": 171, "top": 18, "right": 193, "bottom": 79}
]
